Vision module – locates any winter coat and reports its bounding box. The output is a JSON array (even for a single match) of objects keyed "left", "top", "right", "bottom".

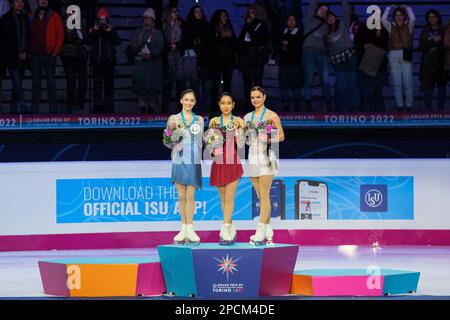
[
  {"left": 0, "top": 10, "right": 31, "bottom": 68},
  {"left": 354, "top": 23, "right": 389, "bottom": 73},
  {"left": 87, "top": 26, "right": 121, "bottom": 65},
  {"left": 130, "top": 26, "right": 165, "bottom": 95},
  {"left": 238, "top": 18, "right": 269, "bottom": 71},
  {"left": 60, "top": 18, "right": 88, "bottom": 60},
  {"left": 30, "top": 9, "right": 64, "bottom": 55},
  {"left": 213, "top": 23, "right": 237, "bottom": 68},
  {"left": 185, "top": 18, "right": 215, "bottom": 76},
  {"left": 419, "top": 25, "right": 447, "bottom": 90},
  {"left": 277, "top": 27, "right": 303, "bottom": 66}
]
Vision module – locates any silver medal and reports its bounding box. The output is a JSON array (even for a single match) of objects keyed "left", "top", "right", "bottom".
[{"left": 190, "top": 123, "right": 201, "bottom": 135}]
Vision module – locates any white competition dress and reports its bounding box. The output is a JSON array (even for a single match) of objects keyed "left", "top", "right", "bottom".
[{"left": 244, "top": 108, "right": 279, "bottom": 177}]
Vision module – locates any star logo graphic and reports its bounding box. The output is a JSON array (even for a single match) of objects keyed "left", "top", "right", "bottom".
[{"left": 214, "top": 254, "right": 241, "bottom": 281}]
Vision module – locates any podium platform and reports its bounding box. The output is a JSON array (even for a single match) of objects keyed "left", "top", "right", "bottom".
[
  {"left": 291, "top": 269, "right": 420, "bottom": 296},
  {"left": 157, "top": 243, "right": 299, "bottom": 298},
  {"left": 38, "top": 257, "right": 166, "bottom": 297}
]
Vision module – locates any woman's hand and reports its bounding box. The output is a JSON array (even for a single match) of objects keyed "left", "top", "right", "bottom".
[{"left": 234, "top": 117, "right": 245, "bottom": 129}]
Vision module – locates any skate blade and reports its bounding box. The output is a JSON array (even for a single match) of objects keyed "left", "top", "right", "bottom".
[
  {"left": 185, "top": 240, "right": 200, "bottom": 246},
  {"left": 265, "top": 239, "right": 275, "bottom": 246},
  {"left": 250, "top": 240, "right": 265, "bottom": 246},
  {"left": 219, "top": 240, "right": 235, "bottom": 246},
  {"left": 173, "top": 240, "right": 185, "bottom": 245}
]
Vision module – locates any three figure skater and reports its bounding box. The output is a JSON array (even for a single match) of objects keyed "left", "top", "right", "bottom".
[{"left": 163, "top": 87, "right": 284, "bottom": 246}]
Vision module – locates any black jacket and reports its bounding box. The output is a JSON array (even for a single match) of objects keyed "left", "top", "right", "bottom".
[
  {"left": 238, "top": 18, "right": 269, "bottom": 70},
  {"left": 185, "top": 19, "right": 215, "bottom": 75},
  {"left": 354, "top": 24, "right": 389, "bottom": 73},
  {"left": 60, "top": 17, "right": 88, "bottom": 60},
  {"left": 277, "top": 27, "right": 303, "bottom": 66},
  {"left": 0, "top": 10, "right": 31, "bottom": 68},
  {"left": 87, "top": 26, "right": 121, "bottom": 65}
]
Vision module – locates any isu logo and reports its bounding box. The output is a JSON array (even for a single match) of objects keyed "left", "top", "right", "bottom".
[{"left": 365, "top": 189, "right": 383, "bottom": 208}]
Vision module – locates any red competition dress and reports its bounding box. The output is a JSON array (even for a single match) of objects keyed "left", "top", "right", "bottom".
[{"left": 210, "top": 115, "right": 244, "bottom": 187}]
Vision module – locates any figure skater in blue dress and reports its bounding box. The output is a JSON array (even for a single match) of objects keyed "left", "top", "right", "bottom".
[{"left": 164, "top": 89, "right": 204, "bottom": 245}]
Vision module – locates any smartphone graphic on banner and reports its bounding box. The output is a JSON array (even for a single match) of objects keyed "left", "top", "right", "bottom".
[
  {"left": 252, "top": 180, "right": 285, "bottom": 220},
  {"left": 295, "top": 180, "right": 328, "bottom": 220}
]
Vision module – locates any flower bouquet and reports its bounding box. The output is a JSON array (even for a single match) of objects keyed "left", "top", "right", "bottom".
[
  {"left": 163, "top": 122, "right": 184, "bottom": 151},
  {"left": 204, "top": 128, "right": 225, "bottom": 156}
]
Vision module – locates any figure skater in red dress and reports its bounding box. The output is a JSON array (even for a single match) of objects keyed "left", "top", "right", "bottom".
[{"left": 208, "top": 93, "right": 245, "bottom": 245}]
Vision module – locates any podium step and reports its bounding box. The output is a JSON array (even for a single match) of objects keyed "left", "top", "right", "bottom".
[
  {"left": 158, "top": 243, "right": 299, "bottom": 298},
  {"left": 291, "top": 269, "right": 420, "bottom": 296},
  {"left": 38, "top": 257, "right": 166, "bottom": 297}
]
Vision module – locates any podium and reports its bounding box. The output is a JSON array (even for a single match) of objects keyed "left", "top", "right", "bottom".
[
  {"left": 291, "top": 269, "right": 420, "bottom": 296},
  {"left": 38, "top": 257, "right": 166, "bottom": 297},
  {"left": 157, "top": 243, "right": 299, "bottom": 298}
]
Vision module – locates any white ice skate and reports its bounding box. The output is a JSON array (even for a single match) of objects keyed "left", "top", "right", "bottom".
[
  {"left": 185, "top": 224, "right": 200, "bottom": 245},
  {"left": 219, "top": 223, "right": 236, "bottom": 246},
  {"left": 249, "top": 223, "right": 266, "bottom": 246},
  {"left": 173, "top": 224, "right": 187, "bottom": 245},
  {"left": 265, "top": 224, "right": 274, "bottom": 245}
]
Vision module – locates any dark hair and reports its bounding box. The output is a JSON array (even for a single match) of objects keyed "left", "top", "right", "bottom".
[
  {"left": 162, "top": 5, "right": 178, "bottom": 23},
  {"left": 218, "top": 92, "right": 234, "bottom": 102},
  {"left": 211, "top": 9, "right": 231, "bottom": 27},
  {"left": 286, "top": 14, "right": 298, "bottom": 24},
  {"left": 250, "top": 86, "right": 266, "bottom": 95},
  {"left": 326, "top": 11, "right": 340, "bottom": 30},
  {"left": 393, "top": 7, "right": 407, "bottom": 20},
  {"left": 426, "top": 9, "right": 442, "bottom": 26},
  {"left": 187, "top": 4, "right": 207, "bottom": 23},
  {"left": 180, "top": 89, "right": 197, "bottom": 100},
  {"left": 316, "top": 3, "right": 329, "bottom": 15}
]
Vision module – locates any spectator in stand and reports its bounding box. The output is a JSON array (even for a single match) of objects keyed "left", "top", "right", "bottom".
[
  {"left": 211, "top": 9, "right": 237, "bottom": 110},
  {"left": 238, "top": 4, "right": 269, "bottom": 113},
  {"left": 60, "top": 4, "right": 88, "bottom": 113},
  {"left": 161, "top": 5, "right": 189, "bottom": 114},
  {"left": 382, "top": 5, "right": 416, "bottom": 112},
  {"left": 326, "top": 0, "right": 358, "bottom": 113},
  {"left": 0, "top": 0, "right": 31, "bottom": 114},
  {"left": 185, "top": 5, "right": 215, "bottom": 114},
  {"left": 354, "top": 18, "right": 389, "bottom": 112},
  {"left": 30, "top": 0, "right": 64, "bottom": 114},
  {"left": 303, "top": 0, "right": 332, "bottom": 112},
  {"left": 87, "top": 7, "right": 121, "bottom": 114},
  {"left": 0, "top": 0, "right": 5, "bottom": 109},
  {"left": 419, "top": 9, "right": 447, "bottom": 111},
  {"left": 145, "top": 0, "right": 178, "bottom": 28},
  {"left": 277, "top": 14, "right": 303, "bottom": 112},
  {"left": 130, "top": 8, "right": 165, "bottom": 114},
  {"left": 445, "top": 21, "right": 450, "bottom": 80}
]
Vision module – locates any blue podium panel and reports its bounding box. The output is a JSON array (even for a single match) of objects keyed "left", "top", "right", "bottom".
[
  {"left": 157, "top": 246, "right": 197, "bottom": 297},
  {"left": 382, "top": 270, "right": 420, "bottom": 295},
  {"left": 157, "top": 243, "right": 299, "bottom": 298}
]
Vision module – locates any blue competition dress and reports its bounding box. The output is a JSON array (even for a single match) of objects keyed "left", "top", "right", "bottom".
[{"left": 170, "top": 113, "right": 204, "bottom": 189}]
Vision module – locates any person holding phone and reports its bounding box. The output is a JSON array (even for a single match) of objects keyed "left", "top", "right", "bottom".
[
  {"left": 208, "top": 93, "right": 245, "bottom": 245},
  {"left": 164, "top": 89, "right": 204, "bottom": 245},
  {"left": 88, "top": 7, "right": 121, "bottom": 114},
  {"left": 244, "top": 86, "right": 285, "bottom": 246}
]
